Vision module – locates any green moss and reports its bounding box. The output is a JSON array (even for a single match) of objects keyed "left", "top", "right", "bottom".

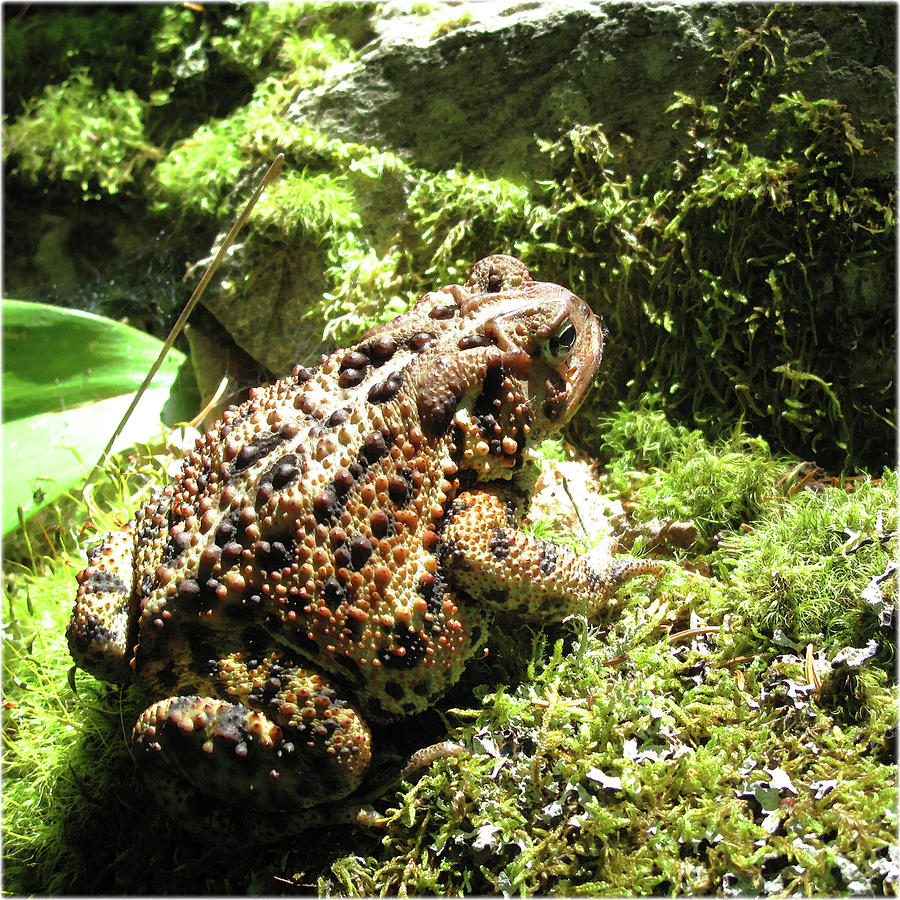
[
  {"left": 317, "top": 239, "right": 411, "bottom": 347},
  {"left": 148, "top": 3, "right": 355, "bottom": 97},
  {"left": 3, "top": 5, "right": 166, "bottom": 118},
  {"left": 252, "top": 170, "right": 361, "bottom": 237},
  {"left": 523, "top": 7, "right": 894, "bottom": 471},
  {"left": 404, "top": 169, "right": 532, "bottom": 285},
  {"left": 595, "top": 397, "right": 896, "bottom": 656},
  {"left": 724, "top": 469, "right": 897, "bottom": 656},
  {"left": 2, "top": 561, "right": 142, "bottom": 893},
  {"left": 431, "top": 12, "right": 474, "bottom": 39},
  {"left": 150, "top": 19, "right": 357, "bottom": 219},
  {"left": 151, "top": 115, "right": 245, "bottom": 215},
  {"left": 278, "top": 22, "right": 355, "bottom": 82},
  {"left": 3, "top": 70, "right": 155, "bottom": 199},
  {"left": 596, "top": 394, "right": 787, "bottom": 540}
]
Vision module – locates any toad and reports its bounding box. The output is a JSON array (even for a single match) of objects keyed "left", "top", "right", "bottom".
[{"left": 68, "top": 255, "right": 662, "bottom": 826}]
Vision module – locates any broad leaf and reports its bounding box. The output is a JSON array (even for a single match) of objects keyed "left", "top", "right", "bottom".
[{"left": 2, "top": 300, "right": 195, "bottom": 534}]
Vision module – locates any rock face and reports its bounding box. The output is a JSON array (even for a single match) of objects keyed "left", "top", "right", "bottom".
[
  {"left": 289, "top": 1, "right": 715, "bottom": 178},
  {"left": 288, "top": 1, "right": 894, "bottom": 179},
  {"left": 197, "top": 229, "right": 328, "bottom": 383}
]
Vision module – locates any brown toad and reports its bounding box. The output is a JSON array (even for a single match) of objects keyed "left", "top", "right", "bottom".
[{"left": 67, "top": 255, "right": 662, "bottom": 824}]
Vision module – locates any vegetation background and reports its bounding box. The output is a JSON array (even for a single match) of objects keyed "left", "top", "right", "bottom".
[{"left": 2, "top": 2, "right": 896, "bottom": 895}]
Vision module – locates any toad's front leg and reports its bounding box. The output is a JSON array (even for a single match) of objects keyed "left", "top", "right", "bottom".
[
  {"left": 68, "top": 487, "right": 174, "bottom": 684},
  {"left": 441, "top": 490, "right": 663, "bottom": 621}
]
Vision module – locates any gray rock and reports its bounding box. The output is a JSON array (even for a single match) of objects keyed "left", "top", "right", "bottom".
[
  {"left": 288, "top": 2, "right": 893, "bottom": 178},
  {"left": 289, "top": 1, "right": 719, "bottom": 178},
  {"left": 198, "top": 230, "right": 329, "bottom": 377}
]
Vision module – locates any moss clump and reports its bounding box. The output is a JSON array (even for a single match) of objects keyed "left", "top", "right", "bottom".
[
  {"left": 595, "top": 394, "right": 787, "bottom": 541},
  {"left": 2, "top": 561, "right": 143, "bottom": 894},
  {"left": 2, "top": 5, "right": 166, "bottom": 119},
  {"left": 431, "top": 11, "right": 474, "bottom": 39},
  {"left": 3, "top": 70, "right": 155, "bottom": 199},
  {"left": 596, "top": 398, "right": 896, "bottom": 658},
  {"left": 724, "top": 469, "right": 897, "bottom": 656}
]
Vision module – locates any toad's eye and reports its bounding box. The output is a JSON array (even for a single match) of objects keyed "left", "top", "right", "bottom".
[{"left": 546, "top": 319, "right": 577, "bottom": 360}]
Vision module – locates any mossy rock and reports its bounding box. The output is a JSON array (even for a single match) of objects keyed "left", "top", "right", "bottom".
[{"left": 5, "top": 1, "right": 892, "bottom": 469}]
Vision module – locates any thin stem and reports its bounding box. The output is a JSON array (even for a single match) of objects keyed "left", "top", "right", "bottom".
[{"left": 95, "top": 153, "right": 284, "bottom": 470}]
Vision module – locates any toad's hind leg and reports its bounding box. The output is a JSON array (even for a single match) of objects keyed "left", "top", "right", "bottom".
[{"left": 132, "top": 658, "right": 372, "bottom": 811}]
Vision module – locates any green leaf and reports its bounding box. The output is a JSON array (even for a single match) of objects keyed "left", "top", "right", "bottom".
[{"left": 2, "top": 300, "right": 194, "bottom": 534}]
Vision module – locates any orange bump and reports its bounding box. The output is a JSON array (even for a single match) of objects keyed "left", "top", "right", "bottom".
[{"left": 393, "top": 546, "right": 409, "bottom": 565}]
